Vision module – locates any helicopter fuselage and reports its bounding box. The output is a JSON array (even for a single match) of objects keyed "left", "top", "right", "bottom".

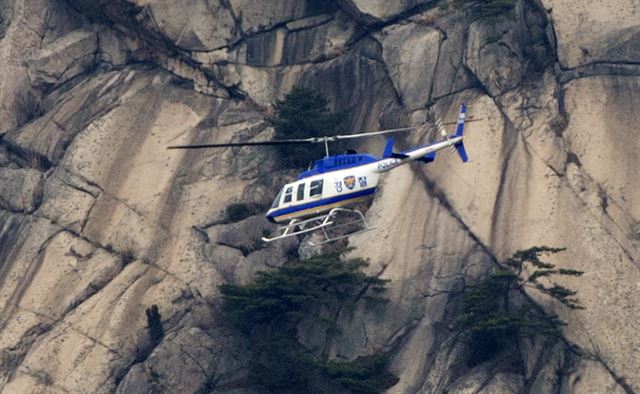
[
  {"left": 266, "top": 135, "right": 463, "bottom": 223},
  {"left": 167, "top": 99, "right": 470, "bottom": 243}
]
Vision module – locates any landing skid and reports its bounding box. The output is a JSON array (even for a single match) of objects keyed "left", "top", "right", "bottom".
[{"left": 261, "top": 208, "right": 375, "bottom": 246}]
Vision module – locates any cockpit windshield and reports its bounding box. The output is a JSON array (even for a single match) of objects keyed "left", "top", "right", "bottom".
[{"left": 270, "top": 189, "right": 283, "bottom": 209}]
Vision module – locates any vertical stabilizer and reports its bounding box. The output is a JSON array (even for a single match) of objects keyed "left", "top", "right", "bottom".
[
  {"left": 383, "top": 137, "right": 394, "bottom": 158},
  {"left": 455, "top": 103, "right": 466, "bottom": 137},
  {"left": 454, "top": 104, "right": 468, "bottom": 162}
]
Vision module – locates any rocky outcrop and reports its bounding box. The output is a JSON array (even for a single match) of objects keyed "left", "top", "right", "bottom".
[
  {"left": 0, "top": 0, "right": 638, "bottom": 393},
  {"left": 337, "top": 0, "right": 431, "bottom": 25},
  {"left": 465, "top": 20, "right": 526, "bottom": 97},
  {"left": 141, "top": 0, "right": 238, "bottom": 52},
  {"left": 229, "top": 0, "right": 337, "bottom": 35},
  {"left": 377, "top": 22, "right": 441, "bottom": 110},
  {"left": 0, "top": 0, "right": 86, "bottom": 132},
  {"left": 26, "top": 25, "right": 100, "bottom": 89}
]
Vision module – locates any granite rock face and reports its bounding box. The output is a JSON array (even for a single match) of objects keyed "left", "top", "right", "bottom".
[
  {"left": 0, "top": 0, "right": 86, "bottom": 132},
  {"left": 139, "top": 0, "right": 238, "bottom": 51},
  {"left": 0, "top": 168, "right": 44, "bottom": 212},
  {"left": 541, "top": 0, "right": 640, "bottom": 69},
  {"left": 338, "top": 0, "right": 431, "bottom": 24},
  {"left": 377, "top": 22, "right": 441, "bottom": 110},
  {"left": 0, "top": 0, "right": 638, "bottom": 393},
  {"left": 26, "top": 25, "right": 100, "bottom": 89}
]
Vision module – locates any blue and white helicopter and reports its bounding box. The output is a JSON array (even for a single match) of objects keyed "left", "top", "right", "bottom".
[{"left": 169, "top": 104, "right": 471, "bottom": 245}]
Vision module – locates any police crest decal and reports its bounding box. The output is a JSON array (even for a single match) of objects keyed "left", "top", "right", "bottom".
[{"left": 343, "top": 175, "right": 356, "bottom": 190}]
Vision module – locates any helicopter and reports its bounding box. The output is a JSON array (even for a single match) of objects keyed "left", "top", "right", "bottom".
[{"left": 168, "top": 104, "right": 472, "bottom": 245}]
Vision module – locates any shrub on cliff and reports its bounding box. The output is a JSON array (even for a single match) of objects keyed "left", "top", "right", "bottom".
[
  {"left": 224, "top": 202, "right": 264, "bottom": 223},
  {"left": 145, "top": 305, "right": 164, "bottom": 344},
  {"left": 220, "top": 252, "right": 397, "bottom": 393},
  {"left": 453, "top": 247, "right": 583, "bottom": 366}
]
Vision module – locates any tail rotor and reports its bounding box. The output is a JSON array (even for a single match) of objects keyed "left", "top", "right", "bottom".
[{"left": 436, "top": 118, "right": 448, "bottom": 139}]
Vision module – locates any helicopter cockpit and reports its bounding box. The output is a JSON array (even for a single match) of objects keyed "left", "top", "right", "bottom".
[{"left": 270, "top": 189, "right": 283, "bottom": 209}]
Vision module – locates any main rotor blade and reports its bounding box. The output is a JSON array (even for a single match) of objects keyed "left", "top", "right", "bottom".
[
  {"left": 166, "top": 117, "right": 484, "bottom": 150},
  {"left": 331, "top": 125, "right": 421, "bottom": 140},
  {"left": 167, "top": 139, "right": 316, "bottom": 149},
  {"left": 168, "top": 125, "right": 424, "bottom": 149},
  {"left": 331, "top": 117, "right": 483, "bottom": 141},
  {"left": 166, "top": 126, "right": 421, "bottom": 149}
]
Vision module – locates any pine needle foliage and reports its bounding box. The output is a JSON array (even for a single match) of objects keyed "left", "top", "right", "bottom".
[
  {"left": 321, "top": 354, "right": 400, "bottom": 394},
  {"left": 220, "top": 252, "right": 397, "bottom": 393},
  {"left": 268, "top": 87, "right": 345, "bottom": 168},
  {"left": 453, "top": 0, "right": 517, "bottom": 23},
  {"left": 506, "top": 246, "right": 584, "bottom": 309},
  {"left": 220, "top": 253, "right": 387, "bottom": 334},
  {"left": 454, "top": 246, "right": 583, "bottom": 366}
]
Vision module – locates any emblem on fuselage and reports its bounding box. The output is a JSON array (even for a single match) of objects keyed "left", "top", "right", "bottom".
[{"left": 343, "top": 175, "right": 356, "bottom": 190}]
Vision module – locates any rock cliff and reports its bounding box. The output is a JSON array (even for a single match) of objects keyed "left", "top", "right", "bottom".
[{"left": 0, "top": 0, "right": 638, "bottom": 392}]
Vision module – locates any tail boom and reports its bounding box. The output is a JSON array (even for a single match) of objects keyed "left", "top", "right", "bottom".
[{"left": 374, "top": 103, "right": 469, "bottom": 172}]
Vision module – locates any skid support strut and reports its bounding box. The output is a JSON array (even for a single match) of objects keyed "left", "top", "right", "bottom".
[{"left": 261, "top": 208, "right": 375, "bottom": 245}]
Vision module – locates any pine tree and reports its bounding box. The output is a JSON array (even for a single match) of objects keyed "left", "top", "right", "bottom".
[
  {"left": 220, "top": 252, "right": 396, "bottom": 393},
  {"left": 268, "top": 87, "right": 344, "bottom": 168},
  {"left": 453, "top": 246, "right": 583, "bottom": 366}
]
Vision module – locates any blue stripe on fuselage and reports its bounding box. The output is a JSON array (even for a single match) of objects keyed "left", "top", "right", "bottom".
[{"left": 268, "top": 188, "right": 376, "bottom": 219}]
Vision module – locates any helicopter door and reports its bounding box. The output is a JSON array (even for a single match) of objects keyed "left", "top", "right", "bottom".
[
  {"left": 309, "top": 179, "right": 323, "bottom": 199},
  {"left": 296, "top": 183, "right": 305, "bottom": 202}
]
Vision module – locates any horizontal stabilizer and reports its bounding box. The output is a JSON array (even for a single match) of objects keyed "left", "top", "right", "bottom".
[
  {"left": 455, "top": 143, "right": 468, "bottom": 162},
  {"left": 417, "top": 152, "right": 436, "bottom": 163}
]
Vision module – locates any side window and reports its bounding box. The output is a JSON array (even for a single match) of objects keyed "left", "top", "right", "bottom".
[
  {"left": 296, "top": 183, "right": 305, "bottom": 201},
  {"left": 283, "top": 186, "right": 293, "bottom": 203},
  {"left": 310, "top": 180, "right": 323, "bottom": 197}
]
